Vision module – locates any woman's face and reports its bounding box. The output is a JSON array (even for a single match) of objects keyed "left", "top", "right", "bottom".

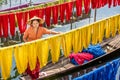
[{"left": 32, "top": 20, "right": 39, "bottom": 28}]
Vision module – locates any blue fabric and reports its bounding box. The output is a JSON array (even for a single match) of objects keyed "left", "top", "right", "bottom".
[
  {"left": 82, "top": 44, "right": 105, "bottom": 58},
  {"left": 73, "top": 58, "right": 120, "bottom": 80},
  {"left": 70, "top": 58, "right": 78, "bottom": 65}
]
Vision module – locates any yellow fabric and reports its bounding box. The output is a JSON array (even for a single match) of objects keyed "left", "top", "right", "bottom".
[
  {"left": 98, "top": 20, "right": 105, "bottom": 43},
  {"left": 105, "top": 19, "right": 111, "bottom": 38},
  {"left": 0, "top": 48, "right": 13, "bottom": 79},
  {"left": 81, "top": 27, "right": 87, "bottom": 49},
  {"left": 118, "top": 15, "right": 120, "bottom": 34},
  {"left": 78, "top": 29, "right": 83, "bottom": 52},
  {"left": 72, "top": 30, "right": 80, "bottom": 53},
  {"left": 86, "top": 26, "right": 92, "bottom": 47},
  {"left": 37, "top": 40, "right": 49, "bottom": 68},
  {"left": 110, "top": 17, "right": 117, "bottom": 37},
  {"left": 91, "top": 23, "right": 98, "bottom": 45},
  {"left": 14, "top": 45, "right": 28, "bottom": 74},
  {"left": 61, "top": 33, "right": 72, "bottom": 57},
  {"left": 49, "top": 36, "right": 61, "bottom": 63},
  {"left": 27, "top": 43, "right": 37, "bottom": 70}
]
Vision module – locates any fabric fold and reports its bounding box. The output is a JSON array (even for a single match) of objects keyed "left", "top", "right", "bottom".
[
  {"left": 14, "top": 45, "right": 28, "bottom": 74},
  {"left": 49, "top": 36, "right": 61, "bottom": 63},
  {"left": 52, "top": 5, "right": 58, "bottom": 24},
  {"left": 0, "top": 47, "right": 13, "bottom": 79},
  {"left": 9, "top": 13, "right": 16, "bottom": 36},
  {"left": 45, "top": 7, "right": 51, "bottom": 27},
  {"left": 16, "top": 12, "right": 28, "bottom": 34},
  {"left": 76, "top": 0, "right": 82, "bottom": 16}
]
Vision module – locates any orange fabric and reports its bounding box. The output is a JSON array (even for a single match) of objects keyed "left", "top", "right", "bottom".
[{"left": 23, "top": 26, "right": 51, "bottom": 42}]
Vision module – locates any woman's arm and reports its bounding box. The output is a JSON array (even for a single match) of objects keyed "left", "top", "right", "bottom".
[{"left": 50, "top": 31, "right": 61, "bottom": 34}]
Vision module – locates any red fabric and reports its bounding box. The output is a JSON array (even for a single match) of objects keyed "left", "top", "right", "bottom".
[
  {"left": 113, "top": 0, "right": 117, "bottom": 7},
  {"left": 9, "top": 13, "right": 15, "bottom": 36},
  {"left": 45, "top": 7, "right": 51, "bottom": 27},
  {"left": 76, "top": 0, "right": 82, "bottom": 16},
  {"left": 38, "top": 8, "right": 44, "bottom": 19},
  {"left": 59, "top": 3, "right": 66, "bottom": 23},
  {"left": 69, "top": 53, "right": 93, "bottom": 65},
  {"left": 16, "top": 12, "right": 28, "bottom": 34},
  {"left": 108, "top": 0, "right": 113, "bottom": 8},
  {"left": 118, "top": 0, "right": 120, "bottom": 5},
  {"left": 52, "top": 5, "right": 58, "bottom": 24},
  {"left": 26, "top": 58, "right": 40, "bottom": 79},
  {"left": 2, "top": 14, "right": 9, "bottom": 37},
  {"left": 66, "top": 2, "right": 73, "bottom": 21},
  {"left": 83, "top": 0, "right": 90, "bottom": 14},
  {"left": 29, "top": 9, "right": 38, "bottom": 19},
  {"left": 0, "top": 15, "right": 3, "bottom": 37},
  {"left": 91, "top": 0, "right": 96, "bottom": 9}
]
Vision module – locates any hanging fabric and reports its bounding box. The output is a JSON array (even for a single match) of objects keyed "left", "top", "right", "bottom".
[
  {"left": 105, "top": 19, "right": 111, "bottom": 38},
  {"left": 83, "top": 0, "right": 90, "bottom": 14},
  {"left": 29, "top": 9, "right": 38, "bottom": 19},
  {"left": 72, "top": 30, "right": 80, "bottom": 53},
  {"left": 14, "top": 45, "right": 28, "bottom": 74},
  {"left": 86, "top": 26, "right": 92, "bottom": 48},
  {"left": 118, "top": 15, "right": 120, "bottom": 34},
  {"left": 8, "top": 13, "right": 16, "bottom": 36},
  {"left": 98, "top": 20, "right": 105, "bottom": 43},
  {"left": 111, "top": 17, "right": 117, "bottom": 37},
  {"left": 37, "top": 40, "right": 49, "bottom": 68},
  {"left": 59, "top": 3, "right": 66, "bottom": 23},
  {"left": 52, "top": 5, "right": 58, "bottom": 24},
  {"left": 81, "top": 27, "right": 87, "bottom": 49},
  {"left": 91, "top": 23, "right": 99, "bottom": 45},
  {"left": 66, "top": 1, "right": 73, "bottom": 21},
  {"left": 75, "top": 0, "right": 82, "bottom": 17},
  {"left": 78, "top": 29, "right": 83, "bottom": 52},
  {"left": 38, "top": 8, "right": 44, "bottom": 19},
  {"left": 16, "top": 11, "right": 28, "bottom": 34},
  {"left": 49, "top": 36, "right": 61, "bottom": 63},
  {"left": 27, "top": 43, "right": 37, "bottom": 70},
  {"left": 118, "top": 0, "right": 120, "bottom": 5},
  {"left": 91, "top": 0, "right": 96, "bottom": 9},
  {"left": 45, "top": 6, "right": 51, "bottom": 27},
  {"left": 113, "top": 0, "right": 117, "bottom": 7},
  {"left": 0, "top": 15, "right": 3, "bottom": 37},
  {"left": 0, "top": 48, "right": 13, "bottom": 79},
  {"left": 61, "top": 32, "right": 72, "bottom": 57},
  {"left": 108, "top": 0, "right": 113, "bottom": 8},
  {"left": 2, "top": 14, "right": 9, "bottom": 38}
]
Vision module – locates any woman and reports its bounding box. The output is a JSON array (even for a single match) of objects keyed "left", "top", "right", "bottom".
[{"left": 23, "top": 16, "right": 60, "bottom": 80}]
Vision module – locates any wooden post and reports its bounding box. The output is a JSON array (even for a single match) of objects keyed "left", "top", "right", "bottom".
[
  {"left": 10, "top": 0, "right": 11, "bottom": 7},
  {"left": 94, "top": 8, "right": 97, "bottom": 22}
]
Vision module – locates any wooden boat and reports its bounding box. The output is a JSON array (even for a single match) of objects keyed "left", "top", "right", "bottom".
[{"left": 20, "top": 34, "right": 120, "bottom": 80}]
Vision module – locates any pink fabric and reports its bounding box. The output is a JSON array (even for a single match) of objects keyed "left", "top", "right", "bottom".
[
  {"left": 52, "top": 5, "right": 58, "bottom": 24},
  {"left": 76, "top": 0, "right": 82, "bottom": 16},
  {"left": 69, "top": 53, "right": 93, "bottom": 65}
]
